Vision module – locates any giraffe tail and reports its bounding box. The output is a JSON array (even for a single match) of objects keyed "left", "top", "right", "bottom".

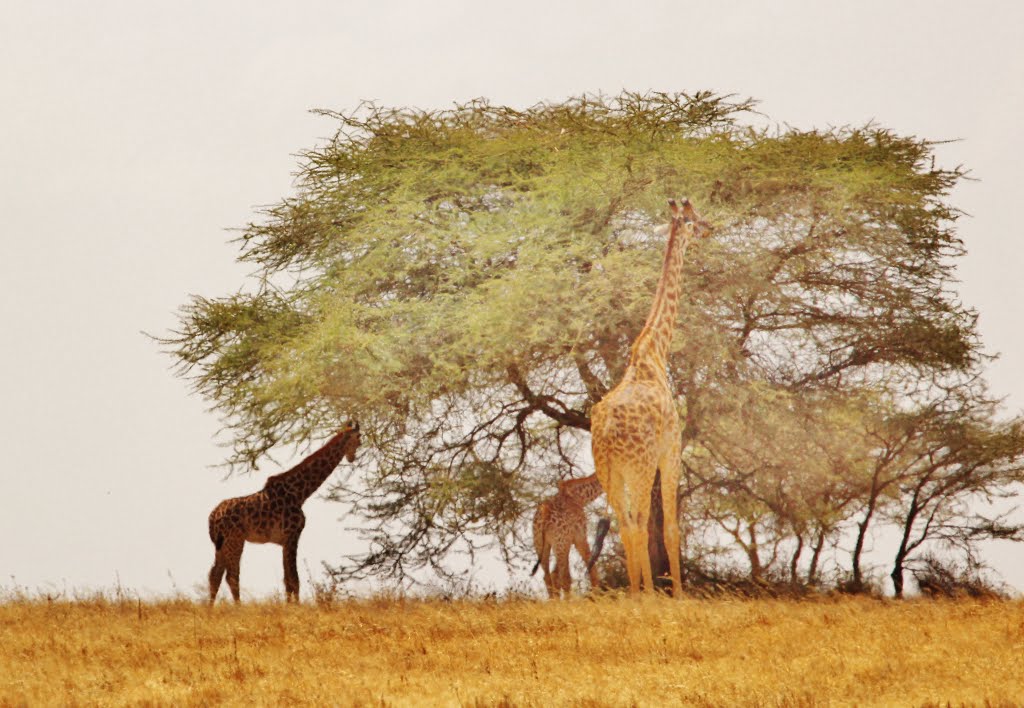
[
  {"left": 586, "top": 516, "right": 611, "bottom": 572},
  {"left": 209, "top": 519, "right": 225, "bottom": 551},
  {"left": 530, "top": 529, "right": 548, "bottom": 577}
]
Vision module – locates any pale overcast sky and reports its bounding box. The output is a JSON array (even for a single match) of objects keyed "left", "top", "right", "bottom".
[{"left": 1, "top": 1, "right": 1022, "bottom": 599}]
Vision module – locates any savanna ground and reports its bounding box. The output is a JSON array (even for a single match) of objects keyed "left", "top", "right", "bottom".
[{"left": 2, "top": 594, "right": 1023, "bottom": 706}]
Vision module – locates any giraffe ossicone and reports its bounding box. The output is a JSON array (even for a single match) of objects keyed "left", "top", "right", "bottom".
[{"left": 207, "top": 421, "right": 361, "bottom": 603}]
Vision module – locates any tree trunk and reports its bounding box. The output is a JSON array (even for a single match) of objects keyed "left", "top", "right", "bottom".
[
  {"left": 647, "top": 468, "right": 671, "bottom": 585},
  {"left": 747, "top": 528, "right": 763, "bottom": 582},
  {"left": 890, "top": 482, "right": 929, "bottom": 599},
  {"left": 891, "top": 503, "right": 921, "bottom": 599},
  {"left": 807, "top": 528, "right": 825, "bottom": 585},
  {"left": 890, "top": 557, "right": 906, "bottom": 598},
  {"left": 790, "top": 534, "right": 804, "bottom": 584},
  {"left": 851, "top": 499, "right": 877, "bottom": 591}
]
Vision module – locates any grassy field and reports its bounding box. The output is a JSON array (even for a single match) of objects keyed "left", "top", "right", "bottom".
[{"left": 1, "top": 594, "right": 1022, "bottom": 706}]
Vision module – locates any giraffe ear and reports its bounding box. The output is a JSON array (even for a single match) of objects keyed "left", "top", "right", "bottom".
[{"left": 679, "top": 198, "right": 698, "bottom": 224}]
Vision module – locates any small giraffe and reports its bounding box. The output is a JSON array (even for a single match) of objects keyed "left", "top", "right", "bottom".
[
  {"left": 591, "top": 199, "right": 709, "bottom": 595},
  {"left": 207, "top": 422, "right": 361, "bottom": 603},
  {"left": 531, "top": 474, "right": 604, "bottom": 598}
]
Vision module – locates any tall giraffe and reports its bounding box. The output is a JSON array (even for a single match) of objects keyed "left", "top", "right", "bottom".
[
  {"left": 207, "top": 422, "right": 361, "bottom": 603},
  {"left": 590, "top": 199, "right": 708, "bottom": 595},
  {"left": 530, "top": 474, "right": 605, "bottom": 598}
]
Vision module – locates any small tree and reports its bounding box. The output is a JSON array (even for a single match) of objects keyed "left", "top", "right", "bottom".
[
  {"left": 884, "top": 389, "right": 1024, "bottom": 597},
  {"left": 686, "top": 386, "right": 875, "bottom": 584}
]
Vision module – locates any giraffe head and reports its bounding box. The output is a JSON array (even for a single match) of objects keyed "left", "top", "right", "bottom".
[
  {"left": 342, "top": 420, "right": 361, "bottom": 462},
  {"left": 668, "top": 198, "right": 712, "bottom": 237}
]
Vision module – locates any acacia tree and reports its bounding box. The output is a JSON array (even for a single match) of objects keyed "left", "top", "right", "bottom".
[{"left": 165, "top": 92, "right": 987, "bottom": 585}]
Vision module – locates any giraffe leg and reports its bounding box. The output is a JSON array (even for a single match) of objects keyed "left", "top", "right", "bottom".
[
  {"left": 539, "top": 543, "right": 556, "bottom": 599},
  {"left": 623, "top": 508, "right": 655, "bottom": 593},
  {"left": 532, "top": 504, "right": 556, "bottom": 599},
  {"left": 283, "top": 534, "right": 301, "bottom": 602},
  {"left": 208, "top": 549, "right": 227, "bottom": 604},
  {"left": 611, "top": 463, "right": 657, "bottom": 594},
  {"left": 659, "top": 443, "right": 683, "bottom": 598},
  {"left": 619, "top": 519, "right": 643, "bottom": 593},
  {"left": 631, "top": 470, "right": 657, "bottom": 593},
  {"left": 574, "top": 528, "right": 601, "bottom": 591},
  {"left": 554, "top": 544, "right": 572, "bottom": 599},
  {"left": 283, "top": 511, "right": 305, "bottom": 602},
  {"left": 222, "top": 540, "right": 244, "bottom": 603},
  {"left": 604, "top": 471, "right": 643, "bottom": 593}
]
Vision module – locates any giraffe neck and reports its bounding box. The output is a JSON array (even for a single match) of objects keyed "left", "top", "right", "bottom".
[
  {"left": 627, "top": 215, "right": 691, "bottom": 377},
  {"left": 271, "top": 428, "right": 357, "bottom": 502},
  {"left": 559, "top": 474, "right": 604, "bottom": 506}
]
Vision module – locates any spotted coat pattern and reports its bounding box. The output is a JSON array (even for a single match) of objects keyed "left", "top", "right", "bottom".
[
  {"left": 531, "top": 474, "right": 604, "bottom": 598},
  {"left": 590, "top": 199, "right": 709, "bottom": 595},
  {"left": 207, "top": 422, "right": 361, "bottom": 603}
]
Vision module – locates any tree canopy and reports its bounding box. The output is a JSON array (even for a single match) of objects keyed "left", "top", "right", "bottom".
[{"left": 166, "top": 92, "right": 1023, "bottom": 590}]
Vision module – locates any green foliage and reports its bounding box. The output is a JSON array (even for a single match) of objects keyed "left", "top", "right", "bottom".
[{"left": 163, "top": 91, "right": 1014, "bottom": 585}]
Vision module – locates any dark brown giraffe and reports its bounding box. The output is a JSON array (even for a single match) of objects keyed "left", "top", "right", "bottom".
[
  {"left": 207, "top": 422, "right": 361, "bottom": 603},
  {"left": 531, "top": 474, "right": 604, "bottom": 598}
]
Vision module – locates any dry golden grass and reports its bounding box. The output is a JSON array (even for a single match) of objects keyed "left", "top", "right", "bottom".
[{"left": 1, "top": 594, "right": 1022, "bottom": 706}]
